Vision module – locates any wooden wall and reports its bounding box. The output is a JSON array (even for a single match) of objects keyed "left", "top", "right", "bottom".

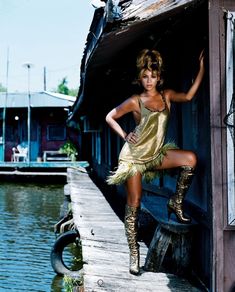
[
  {"left": 80, "top": 0, "right": 235, "bottom": 290},
  {"left": 209, "top": 1, "right": 235, "bottom": 291}
]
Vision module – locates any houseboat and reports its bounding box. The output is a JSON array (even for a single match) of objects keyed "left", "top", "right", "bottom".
[{"left": 68, "top": 0, "right": 235, "bottom": 291}]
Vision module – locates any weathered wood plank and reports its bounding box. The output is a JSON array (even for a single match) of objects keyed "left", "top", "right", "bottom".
[{"left": 83, "top": 273, "right": 201, "bottom": 292}]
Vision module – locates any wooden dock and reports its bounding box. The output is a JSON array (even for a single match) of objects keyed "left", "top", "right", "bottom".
[
  {"left": 0, "top": 161, "right": 89, "bottom": 177},
  {"left": 68, "top": 168, "right": 202, "bottom": 292}
]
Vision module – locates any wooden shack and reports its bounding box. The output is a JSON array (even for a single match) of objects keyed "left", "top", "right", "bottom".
[{"left": 69, "top": 0, "right": 235, "bottom": 291}]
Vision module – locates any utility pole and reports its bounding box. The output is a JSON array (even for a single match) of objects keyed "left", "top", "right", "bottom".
[
  {"left": 2, "top": 47, "right": 9, "bottom": 162},
  {"left": 23, "top": 62, "right": 34, "bottom": 162},
  {"left": 43, "top": 66, "right": 47, "bottom": 91}
]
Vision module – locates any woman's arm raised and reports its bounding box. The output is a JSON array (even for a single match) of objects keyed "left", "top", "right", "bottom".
[{"left": 167, "top": 50, "right": 205, "bottom": 103}]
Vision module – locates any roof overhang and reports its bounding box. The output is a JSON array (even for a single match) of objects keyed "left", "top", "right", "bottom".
[
  {"left": 70, "top": 0, "right": 205, "bottom": 121},
  {"left": 88, "top": 0, "right": 200, "bottom": 72}
]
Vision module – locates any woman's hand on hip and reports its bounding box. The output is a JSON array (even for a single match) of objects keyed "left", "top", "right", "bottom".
[{"left": 125, "top": 132, "right": 138, "bottom": 144}]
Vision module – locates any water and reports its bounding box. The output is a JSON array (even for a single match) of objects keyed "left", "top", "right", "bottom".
[{"left": 0, "top": 181, "right": 67, "bottom": 292}]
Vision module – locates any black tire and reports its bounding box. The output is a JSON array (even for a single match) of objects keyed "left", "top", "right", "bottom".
[{"left": 51, "top": 230, "right": 81, "bottom": 276}]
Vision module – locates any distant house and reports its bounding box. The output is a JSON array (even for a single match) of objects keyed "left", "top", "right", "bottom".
[
  {"left": 69, "top": 0, "right": 235, "bottom": 291},
  {"left": 0, "top": 91, "right": 80, "bottom": 162}
]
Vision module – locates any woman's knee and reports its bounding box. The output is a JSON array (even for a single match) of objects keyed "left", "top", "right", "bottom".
[
  {"left": 185, "top": 151, "right": 197, "bottom": 168},
  {"left": 127, "top": 196, "right": 141, "bottom": 207}
]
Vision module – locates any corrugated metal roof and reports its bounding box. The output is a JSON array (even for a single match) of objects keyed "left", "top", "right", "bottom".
[{"left": 0, "top": 91, "right": 76, "bottom": 108}]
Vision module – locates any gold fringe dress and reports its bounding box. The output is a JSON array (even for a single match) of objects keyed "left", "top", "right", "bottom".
[{"left": 107, "top": 95, "right": 178, "bottom": 185}]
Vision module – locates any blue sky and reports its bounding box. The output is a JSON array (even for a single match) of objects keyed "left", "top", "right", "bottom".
[{"left": 0, "top": 0, "right": 94, "bottom": 93}]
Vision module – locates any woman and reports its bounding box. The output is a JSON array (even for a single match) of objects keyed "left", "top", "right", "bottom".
[{"left": 105, "top": 49, "right": 205, "bottom": 275}]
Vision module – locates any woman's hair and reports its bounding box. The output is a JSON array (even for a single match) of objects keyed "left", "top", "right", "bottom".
[{"left": 136, "top": 49, "right": 164, "bottom": 85}]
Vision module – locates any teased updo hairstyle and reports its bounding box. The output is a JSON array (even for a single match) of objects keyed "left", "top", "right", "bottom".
[{"left": 136, "top": 49, "right": 164, "bottom": 86}]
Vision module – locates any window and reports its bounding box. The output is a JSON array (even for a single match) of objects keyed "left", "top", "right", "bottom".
[
  {"left": 226, "top": 11, "right": 235, "bottom": 226},
  {"left": 47, "top": 125, "right": 66, "bottom": 141}
]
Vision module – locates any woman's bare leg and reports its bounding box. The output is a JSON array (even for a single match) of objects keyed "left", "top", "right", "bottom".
[
  {"left": 125, "top": 172, "right": 142, "bottom": 207},
  {"left": 124, "top": 172, "right": 142, "bottom": 275},
  {"left": 156, "top": 149, "right": 197, "bottom": 170}
]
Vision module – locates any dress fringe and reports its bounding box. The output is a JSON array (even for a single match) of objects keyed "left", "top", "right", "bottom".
[{"left": 106, "top": 142, "right": 178, "bottom": 185}]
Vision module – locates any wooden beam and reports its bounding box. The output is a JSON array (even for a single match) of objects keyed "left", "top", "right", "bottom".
[{"left": 208, "top": 1, "right": 224, "bottom": 291}]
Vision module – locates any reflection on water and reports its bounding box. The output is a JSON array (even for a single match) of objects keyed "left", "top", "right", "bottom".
[{"left": 0, "top": 181, "right": 66, "bottom": 292}]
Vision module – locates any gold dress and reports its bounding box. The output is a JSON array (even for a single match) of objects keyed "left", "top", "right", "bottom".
[{"left": 107, "top": 94, "right": 178, "bottom": 185}]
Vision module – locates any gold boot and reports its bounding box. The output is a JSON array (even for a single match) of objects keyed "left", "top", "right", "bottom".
[
  {"left": 167, "top": 166, "right": 194, "bottom": 223},
  {"left": 124, "top": 205, "right": 140, "bottom": 275}
]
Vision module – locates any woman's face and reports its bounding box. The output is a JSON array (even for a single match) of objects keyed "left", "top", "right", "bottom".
[{"left": 140, "top": 69, "right": 159, "bottom": 91}]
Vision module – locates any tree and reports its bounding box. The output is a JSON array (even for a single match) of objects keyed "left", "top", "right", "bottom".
[
  {"left": 56, "top": 77, "right": 78, "bottom": 96},
  {"left": 0, "top": 83, "right": 6, "bottom": 92},
  {"left": 57, "top": 77, "right": 69, "bottom": 95}
]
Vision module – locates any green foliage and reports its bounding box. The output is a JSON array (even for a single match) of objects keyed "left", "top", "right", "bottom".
[
  {"left": 63, "top": 275, "right": 82, "bottom": 292},
  {"left": 59, "top": 141, "right": 78, "bottom": 161},
  {"left": 0, "top": 83, "right": 6, "bottom": 92},
  {"left": 56, "top": 77, "right": 78, "bottom": 96},
  {"left": 57, "top": 77, "right": 69, "bottom": 95},
  {"left": 68, "top": 88, "right": 78, "bottom": 97},
  {"left": 63, "top": 238, "right": 83, "bottom": 291}
]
